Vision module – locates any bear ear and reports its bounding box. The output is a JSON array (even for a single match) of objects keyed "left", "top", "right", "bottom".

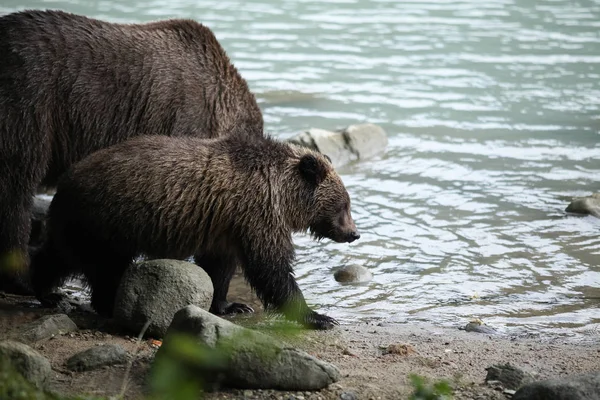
[{"left": 298, "top": 154, "right": 327, "bottom": 185}]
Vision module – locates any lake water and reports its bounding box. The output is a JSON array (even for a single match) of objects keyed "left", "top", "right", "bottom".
[{"left": 3, "top": 0, "right": 599, "bottom": 341}]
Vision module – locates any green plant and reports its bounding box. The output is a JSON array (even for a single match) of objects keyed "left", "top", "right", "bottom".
[{"left": 408, "top": 374, "right": 453, "bottom": 400}]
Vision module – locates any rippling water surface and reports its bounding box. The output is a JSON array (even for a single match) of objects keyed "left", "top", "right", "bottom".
[{"left": 3, "top": 0, "right": 599, "bottom": 340}]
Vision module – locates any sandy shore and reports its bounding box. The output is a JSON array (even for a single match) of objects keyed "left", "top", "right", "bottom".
[{"left": 1, "top": 280, "right": 599, "bottom": 400}]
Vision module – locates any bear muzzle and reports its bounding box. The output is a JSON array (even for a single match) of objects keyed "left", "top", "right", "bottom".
[{"left": 346, "top": 230, "right": 360, "bottom": 243}]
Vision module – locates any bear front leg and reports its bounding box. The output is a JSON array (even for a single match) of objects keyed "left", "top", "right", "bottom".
[
  {"left": 0, "top": 193, "right": 35, "bottom": 295},
  {"left": 240, "top": 240, "right": 338, "bottom": 330},
  {"left": 194, "top": 252, "right": 254, "bottom": 315}
]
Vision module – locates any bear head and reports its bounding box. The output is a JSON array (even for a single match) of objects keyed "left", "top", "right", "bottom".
[{"left": 296, "top": 153, "right": 360, "bottom": 244}]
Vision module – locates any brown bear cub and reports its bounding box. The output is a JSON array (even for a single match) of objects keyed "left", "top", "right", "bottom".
[
  {"left": 0, "top": 10, "right": 263, "bottom": 294},
  {"left": 30, "top": 135, "right": 360, "bottom": 330}
]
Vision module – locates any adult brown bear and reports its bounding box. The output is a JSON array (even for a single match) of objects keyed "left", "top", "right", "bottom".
[
  {"left": 0, "top": 10, "right": 263, "bottom": 294},
  {"left": 30, "top": 135, "right": 360, "bottom": 330}
]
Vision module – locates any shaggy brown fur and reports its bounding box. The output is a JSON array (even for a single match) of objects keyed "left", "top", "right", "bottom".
[
  {"left": 0, "top": 10, "right": 263, "bottom": 294},
  {"left": 30, "top": 135, "right": 360, "bottom": 330}
]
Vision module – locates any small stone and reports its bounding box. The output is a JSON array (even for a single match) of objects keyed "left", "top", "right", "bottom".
[
  {"left": 0, "top": 341, "right": 52, "bottom": 389},
  {"left": 113, "top": 259, "right": 214, "bottom": 338},
  {"left": 66, "top": 344, "right": 128, "bottom": 371},
  {"left": 485, "top": 364, "right": 536, "bottom": 390},
  {"left": 243, "top": 389, "right": 253, "bottom": 397},
  {"left": 566, "top": 194, "right": 600, "bottom": 218},
  {"left": 334, "top": 264, "right": 373, "bottom": 284},
  {"left": 463, "top": 321, "right": 498, "bottom": 335},
  {"left": 340, "top": 391, "right": 358, "bottom": 400},
  {"left": 11, "top": 314, "right": 77, "bottom": 343}
]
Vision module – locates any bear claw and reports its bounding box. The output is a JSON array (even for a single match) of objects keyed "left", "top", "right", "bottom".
[
  {"left": 211, "top": 301, "right": 254, "bottom": 315},
  {"left": 304, "top": 311, "right": 339, "bottom": 330},
  {"left": 225, "top": 302, "right": 255, "bottom": 314}
]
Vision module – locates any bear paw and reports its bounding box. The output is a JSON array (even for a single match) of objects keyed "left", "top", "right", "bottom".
[
  {"left": 303, "top": 311, "right": 339, "bottom": 330},
  {"left": 211, "top": 301, "right": 254, "bottom": 315}
]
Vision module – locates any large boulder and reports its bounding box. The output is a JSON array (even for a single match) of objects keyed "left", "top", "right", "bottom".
[
  {"left": 513, "top": 372, "right": 600, "bottom": 400},
  {"left": 287, "top": 124, "right": 388, "bottom": 168},
  {"left": 113, "top": 259, "right": 214, "bottom": 338},
  {"left": 11, "top": 314, "right": 78, "bottom": 344},
  {"left": 565, "top": 194, "right": 600, "bottom": 218},
  {"left": 153, "top": 305, "right": 340, "bottom": 391},
  {"left": 0, "top": 341, "right": 52, "bottom": 389}
]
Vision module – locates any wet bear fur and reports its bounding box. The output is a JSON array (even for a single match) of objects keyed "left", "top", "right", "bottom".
[
  {"left": 30, "top": 135, "right": 360, "bottom": 330},
  {"left": 0, "top": 9, "right": 263, "bottom": 293}
]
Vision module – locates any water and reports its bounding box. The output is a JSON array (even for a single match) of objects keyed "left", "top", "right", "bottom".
[{"left": 3, "top": 0, "right": 600, "bottom": 341}]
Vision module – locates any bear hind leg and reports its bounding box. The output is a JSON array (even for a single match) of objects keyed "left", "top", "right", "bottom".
[
  {"left": 84, "top": 249, "right": 133, "bottom": 317},
  {"left": 30, "top": 237, "right": 77, "bottom": 306}
]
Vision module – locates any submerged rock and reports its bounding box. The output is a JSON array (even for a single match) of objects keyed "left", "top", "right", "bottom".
[
  {"left": 113, "top": 259, "right": 214, "bottom": 338},
  {"left": 11, "top": 314, "right": 77, "bottom": 344},
  {"left": 333, "top": 264, "right": 373, "bottom": 284},
  {"left": 154, "top": 305, "right": 340, "bottom": 391},
  {"left": 513, "top": 371, "right": 600, "bottom": 400},
  {"left": 0, "top": 341, "right": 52, "bottom": 389},
  {"left": 66, "top": 344, "right": 128, "bottom": 371},
  {"left": 565, "top": 194, "right": 600, "bottom": 218},
  {"left": 287, "top": 124, "right": 388, "bottom": 168}
]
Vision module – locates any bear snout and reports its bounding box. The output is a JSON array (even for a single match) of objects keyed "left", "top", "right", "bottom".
[{"left": 346, "top": 231, "right": 360, "bottom": 243}]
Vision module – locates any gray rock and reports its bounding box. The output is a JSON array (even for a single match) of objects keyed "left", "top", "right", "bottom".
[
  {"left": 155, "top": 305, "right": 340, "bottom": 390},
  {"left": 340, "top": 391, "right": 359, "bottom": 400},
  {"left": 66, "top": 344, "right": 128, "bottom": 371},
  {"left": 343, "top": 124, "right": 388, "bottom": 161},
  {"left": 11, "top": 314, "right": 77, "bottom": 343},
  {"left": 513, "top": 371, "right": 600, "bottom": 400},
  {"left": 333, "top": 264, "right": 373, "bottom": 283},
  {"left": 287, "top": 124, "right": 387, "bottom": 168},
  {"left": 32, "top": 196, "right": 51, "bottom": 221},
  {"left": 462, "top": 321, "right": 498, "bottom": 335},
  {"left": 0, "top": 340, "right": 52, "bottom": 389},
  {"left": 485, "top": 364, "right": 536, "bottom": 390},
  {"left": 113, "top": 259, "right": 214, "bottom": 338},
  {"left": 289, "top": 128, "right": 357, "bottom": 168},
  {"left": 30, "top": 196, "right": 52, "bottom": 247},
  {"left": 565, "top": 194, "right": 600, "bottom": 218}
]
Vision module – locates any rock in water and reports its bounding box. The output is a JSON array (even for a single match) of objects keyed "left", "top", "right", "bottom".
[
  {"left": 0, "top": 341, "right": 52, "bottom": 389},
  {"left": 565, "top": 194, "right": 600, "bottom": 218},
  {"left": 11, "top": 314, "right": 77, "bottom": 344},
  {"left": 153, "top": 305, "right": 340, "bottom": 391},
  {"left": 113, "top": 259, "right": 214, "bottom": 338},
  {"left": 287, "top": 124, "right": 388, "bottom": 168},
  {"left": 513, "top": 371, "right": 600, "bottom": 400},
  {"left": 66, "top": 344, "right": 128, "bottom": 371},
  {"left": 333, "top": 264, "right": 373, "bottom": 283},
  {"left": 343, "top": 124, "right": 388, "bottom": 161}
]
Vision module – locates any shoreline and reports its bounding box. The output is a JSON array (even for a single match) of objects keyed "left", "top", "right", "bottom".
[{"left": 1, "top": 290, "right": 599, "bottom": 400}]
